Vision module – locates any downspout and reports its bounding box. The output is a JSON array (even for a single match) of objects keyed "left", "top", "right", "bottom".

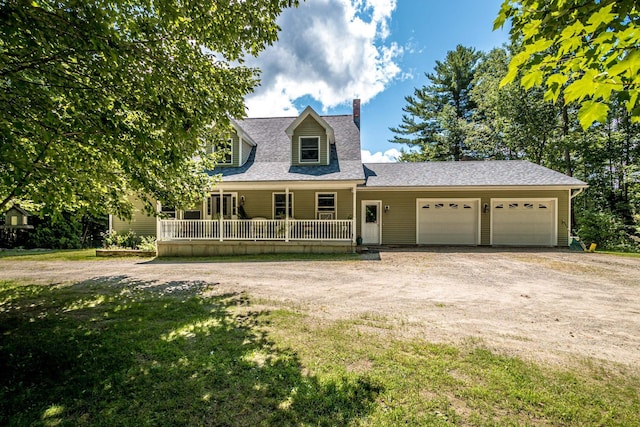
[{"left": 567, "top": 187, "right": 585, "bottom": 242}]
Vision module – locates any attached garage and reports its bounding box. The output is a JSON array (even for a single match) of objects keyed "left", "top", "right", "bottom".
[
  {"left": 417, "top": 198, "right": 480, "bottom": 245},
  {"left": 491, "top": 198, "right": 557, "bottom": 246}
]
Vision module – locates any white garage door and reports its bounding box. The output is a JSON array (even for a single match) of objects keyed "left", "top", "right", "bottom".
[
  {"left": 417, "top": 199, "right": 479, "bottom": 245},
  {"left": 491, "top": 199, "right": 557, "bottom": 246}
]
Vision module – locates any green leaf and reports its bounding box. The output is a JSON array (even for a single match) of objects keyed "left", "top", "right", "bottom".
[
  {"left": 521, "top": 70, "right": 544, "bottom": 89},
  {"left": 522, "top": 19, "right": 542, "bottom": 41},
  {"left": 560, "top": 20, "right": 585, "bottom": 41},
  {"left": 578, "top": 100, "right": 608, "bottom": 129},
  {"left": 492, "top": 1, "right": 511, "bottom": 30},
  {"left": 500, "top": 64, "right": 520, "bottom": 87},
  {"left": 564, "top": 69, "right": 599, "bottom": 103},
  {"left": 585, "top": 3, "right": 615, "bottom": 32}
]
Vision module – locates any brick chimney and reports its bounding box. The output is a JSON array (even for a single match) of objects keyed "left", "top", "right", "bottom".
[{"left": 353, "top": 99, "right": 361, "bottom": 129}]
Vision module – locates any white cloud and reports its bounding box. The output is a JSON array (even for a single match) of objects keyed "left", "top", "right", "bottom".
[
  {"left": 361, "top": 148, "right": 400, "bottom": 163},
  {"left": 244, "top": 0, "right": 401, "bottom": 117}
]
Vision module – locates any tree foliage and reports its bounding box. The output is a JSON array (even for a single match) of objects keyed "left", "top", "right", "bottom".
[
  {"left": 0, "top": 0, "right": 297, "bottom": 218},
  {"left": 495, "top": 0, "right": 640, "bottom": 129},
  {"left": 390, "top": 45, "right": 482, "bottom": 161}
]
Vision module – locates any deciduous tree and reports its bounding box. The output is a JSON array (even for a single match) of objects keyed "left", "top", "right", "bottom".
[
  {"left": 0, "top": 0, "right": 297, "bottom": 217},
  {"left": 495, "top": 0, "right": 639, "bottom": 129}
]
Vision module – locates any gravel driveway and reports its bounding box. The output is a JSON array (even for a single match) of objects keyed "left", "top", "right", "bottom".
[{"left": 2, "top": 248, "right": 639, "bottom": 367}]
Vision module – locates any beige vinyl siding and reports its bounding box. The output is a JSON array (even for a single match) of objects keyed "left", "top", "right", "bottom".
[
  {"left": 356, "top": 189, "right": 570, "bottom": 246},
  {"left": 241, "top": 139, "right": 253, "bottom": 166},
  {"left": 291, "top": 116, "right": 329, "bottom": 165},
  {"left": 111, "top": 197, "right": 157, "bottom": 237},
  {"left": 228, "top": 132, "right": 240, "bottom": 167},
  {"left": 235, "top": 189, "right": 354, "bottom": 219}
]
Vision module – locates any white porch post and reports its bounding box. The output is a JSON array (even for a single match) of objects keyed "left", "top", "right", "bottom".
[
  {"left": 352, "top": 186, "right": 357, "bottom": 244},
  {"left": 156, "top": 201, "right": 161, "bottom": 241},
  {"left": 285, "top": 187, "right": 290, "bottom": 242},
  {"left": 218, "top": 188, "right": 224, "bottom": 242}
]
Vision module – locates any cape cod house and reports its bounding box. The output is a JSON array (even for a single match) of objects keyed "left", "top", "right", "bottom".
[{"left": 110, "top": 100, "right": 587, "bottom": 256}]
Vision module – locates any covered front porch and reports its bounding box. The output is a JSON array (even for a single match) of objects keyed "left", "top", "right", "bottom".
[{"left": 156, "top": 185, "right": 358, "bottom": 255}]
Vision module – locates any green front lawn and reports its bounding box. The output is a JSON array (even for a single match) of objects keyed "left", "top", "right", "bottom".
[
  {"left": 1, "top": 279, "right": 638, "bottom": 426},
  {"left": 0, "top": 249, "right": 104, "bottom": 261}
]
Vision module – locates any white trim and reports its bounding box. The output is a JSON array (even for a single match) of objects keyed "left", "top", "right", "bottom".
[
  {"left": 490, "top": 197, "right": 558, "bottom": 246},
  {"left": 415, "top": 198, "right": 481, "bottom": 245},
  {"left": 272, "top": 192, "right": 294, "bottom": 219},
  {"left": 209, "top": 181, "right": 363, "bottom": 192},
  {"left": 298, "top": 136, "right": 321, "bottom": 164},
  {"left": 358, "top": 185, "right": 587, "bottom": 192},
  {"left": 315, "top": 192, "right": 337, "bottom": 219},
  {"left": 361, "top": 200, "right": 382, "bottom": 245},
  {"left": 352, "top": 186, "right": 357, "bottom": 244},
  {"left": 156, "top": 201, "right": 161, "bottom": 237}
]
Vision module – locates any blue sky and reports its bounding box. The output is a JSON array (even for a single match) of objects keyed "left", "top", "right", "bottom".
[{"left": 245, "top": 0, "right": 511, "bottom": 162}]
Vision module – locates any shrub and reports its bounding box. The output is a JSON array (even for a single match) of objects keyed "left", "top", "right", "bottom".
[
  {"left": 138, "top": 236, "right": 157, "bottom": 251},
  {"left": 101, "top": 230, "right": 154, "bottom": 250},
  {"left": 576, "top": 208, "right": 639, "bottom": 252}
]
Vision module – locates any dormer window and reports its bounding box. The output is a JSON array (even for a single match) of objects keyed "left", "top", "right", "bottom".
[{"left": 299, "top": 137, "right": 320, "bottom": 163}]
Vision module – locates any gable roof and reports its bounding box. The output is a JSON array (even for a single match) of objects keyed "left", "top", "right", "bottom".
[
  {"left": 284, "top": 106, "right": 335, "bottom": 144},
  {"left": 211, "top": 114, "right": 364, "bottom": 183},
  {"left": 4, "top": 205, "right": 30, "bottom": 216},
  {"left": 362, "top": 160, "right": 587, "bottom": 188}
]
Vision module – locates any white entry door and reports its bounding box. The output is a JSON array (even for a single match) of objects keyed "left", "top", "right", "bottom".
[{"left": 361, "top": 200, "right": 382, "bottom": 245}]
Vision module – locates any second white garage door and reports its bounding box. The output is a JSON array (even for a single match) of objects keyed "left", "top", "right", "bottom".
[
  {"left": 417, "top": 199, "right": 480, "bottom": 245},
  {"left": 491, "top": 199, "right": 557, "bottom": 246}
]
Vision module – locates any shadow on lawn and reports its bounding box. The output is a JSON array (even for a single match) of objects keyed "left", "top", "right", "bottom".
[{"left": 0, "top": 278, "right": 381, "bottom": 426}]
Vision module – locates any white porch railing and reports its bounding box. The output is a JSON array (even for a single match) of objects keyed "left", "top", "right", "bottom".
[{"left": 159, "top": 219, "right": 353, "bottom": 242}]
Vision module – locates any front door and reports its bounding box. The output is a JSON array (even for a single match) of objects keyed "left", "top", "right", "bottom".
[{"left": 361, "top": 200, "right": 382, "bottom": 245}]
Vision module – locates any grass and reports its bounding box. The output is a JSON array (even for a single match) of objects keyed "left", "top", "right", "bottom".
[
  {"left": 597, "top": 250, "right": 640, "bottom": 258},
  {"left": 0, "top": 249, "right": 108, "bottom": 261},
  {"left": 1, "top": 279, "right": 639, "bottom": 426}
]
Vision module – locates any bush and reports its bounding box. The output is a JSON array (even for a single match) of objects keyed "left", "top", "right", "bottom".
[
  {"left": 576, "top": 208, "right": 640, "bottom": 252},
  {"left": 26, "top": 219, "right": 82, "bottom": 249},
  {"left": 101, "top": 230, "right": 154, "bottom": 250}
]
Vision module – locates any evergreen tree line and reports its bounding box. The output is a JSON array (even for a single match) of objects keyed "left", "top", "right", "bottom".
[{"left": 391, "top": 45, "right": 639, "bottom": 251}]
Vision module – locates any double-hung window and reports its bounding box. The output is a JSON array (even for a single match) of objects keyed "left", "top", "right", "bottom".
[
  {"left": 299, "top": 137, "right": 320, "bottom": 163},
  {"left": 213, "top": 139, "right": 233, "bottom": 165},
  {"left": 316, "top": 193, "right": 336, "bottom": 219},
  {"left": 161, "top": 205, "right": 176, "bottom": 219},
  {"left": 273, "top": 193, "right": 294, "bottom": 218}
]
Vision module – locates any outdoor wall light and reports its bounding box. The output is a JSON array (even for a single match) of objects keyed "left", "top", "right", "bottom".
[
  {"left": 240, "top": 195, "right": 245, "bottom": 205},
  {"left": 384, "top": 205, "right": 390, "bottom": 213},
  {"left": 483, "top": 203, "right": 489, "bottom": 213}
]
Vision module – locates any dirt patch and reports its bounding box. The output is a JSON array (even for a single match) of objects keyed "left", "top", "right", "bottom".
[{"left": 1, "top": 248, "right": 639, "bottom": 368}]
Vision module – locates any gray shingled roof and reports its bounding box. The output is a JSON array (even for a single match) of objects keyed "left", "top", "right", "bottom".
[
  {"left": 212, "top": 115, "right": 365, "bottom": 182},
  {"left": 362, "top": 161, "right": 587, "bottom": 187}
]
